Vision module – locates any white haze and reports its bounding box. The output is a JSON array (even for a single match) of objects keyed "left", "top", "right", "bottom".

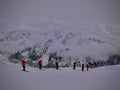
[
  {"left": 0, "top": 0, "right": 120, "bottom": 31},
  {"left": 0, "top": 0, "right": 120, "bottom": 61}
]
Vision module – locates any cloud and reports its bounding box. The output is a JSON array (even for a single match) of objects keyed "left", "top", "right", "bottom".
[{"left": 0, "top": 0, "right": 120, "bottom": 31}]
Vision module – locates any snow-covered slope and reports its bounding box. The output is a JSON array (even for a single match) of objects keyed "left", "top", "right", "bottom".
[
  {"left": 0, "top": 59, "right": 120, "bottom": 90},
  {"left": 0, "top": 19, "right": 120, "bottom": 65}
]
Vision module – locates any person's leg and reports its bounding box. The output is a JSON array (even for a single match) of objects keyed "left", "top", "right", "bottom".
[
  {"left": 39, "top": 64, "right": 42, "bottom": 70},
  {"left": 56, "top": 64, "right": 57, "bottom": 69},
  {"left": 73, "top": 64, "right": 75, "bottom": 70},
  {"left": 86, "top": 67, "right": 88, "bottom": 71},
  {"left": 39, "top": 64, "right": 40, "bottom": 69},
  {"left": 82, "top": 67, "right": 83, "bottom": 71},
  {"left": 23, "top": 65, "right": 25, "bottom": 71},
  {"left": 56, "top": 64, "right": 58, "bottom": 70}
]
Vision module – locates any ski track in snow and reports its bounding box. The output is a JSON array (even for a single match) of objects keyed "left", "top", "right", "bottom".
[{"left": 0, "top": 61, "right": 120, "bottom": 90}]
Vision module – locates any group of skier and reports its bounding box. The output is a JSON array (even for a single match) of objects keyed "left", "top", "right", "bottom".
[
  {"left": 21, "top": 60, "right": 90, "bottom": 71},
  {"left": 73, "top": 62, "right": 90, "bottom": 71},
  {"left": 21, "top": 60, "right": 43, "bottom": 71}
]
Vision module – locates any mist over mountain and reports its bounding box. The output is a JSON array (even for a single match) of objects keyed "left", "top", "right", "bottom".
[{"left": 0, "top": 17, "right": 120, "bottom": 67}]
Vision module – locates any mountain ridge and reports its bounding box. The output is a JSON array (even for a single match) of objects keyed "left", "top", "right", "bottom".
[{"left": 0, "top": 22, "right": 120, "bottom": 67}]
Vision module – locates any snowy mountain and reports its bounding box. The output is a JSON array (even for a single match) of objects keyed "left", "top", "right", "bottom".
[{"left": 0, "top": 18, "right": 120, "bottom": 67}]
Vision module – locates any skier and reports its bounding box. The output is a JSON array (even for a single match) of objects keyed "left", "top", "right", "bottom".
[
  {"left": 86, "top": 64, "right": 90, "bottom": 71},
  {"left": 73, "top": 61, "right": 76, "bottom": 70},
  {"left": 21, "top": 60, "right": 26, "bottom": 71},
  {"left": 81, "top": 63, "right": 84, "bottom": 71},
  {"left": 55, "top": 61, "right": 59, "bottom": 70},
  {"left": 38, "top": 60, "right": 42, "bottom": 70}
]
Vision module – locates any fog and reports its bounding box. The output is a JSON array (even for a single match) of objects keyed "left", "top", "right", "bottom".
[{"left": 0, "top": 0, "right": 120, "bottom": 31}]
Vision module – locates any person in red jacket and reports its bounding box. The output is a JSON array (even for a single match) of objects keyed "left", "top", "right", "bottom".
[
  {"left": 21, "top": 60, "right": 26, "bottom": 71},
  {"left": 38, "top": 60, "right": 42, "bottom": 70}
]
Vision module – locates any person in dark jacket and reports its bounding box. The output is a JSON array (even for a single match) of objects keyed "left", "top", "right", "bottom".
[
  {"left": 38, "top": 60, "right": 42, "bottom": 70},
  {"left": 73, "top": 62, "right": 77, "bottom": 70},
  {"left": 21, "top": 60, "right": 26, "bottom": 71},
  {"left": 55, "top": 61, "right": 59, "bottom": 70},
  {"left": 81, "top": 64, "right": 84, "bottom": 71}
]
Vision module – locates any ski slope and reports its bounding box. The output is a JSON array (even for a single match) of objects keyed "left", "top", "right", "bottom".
[{"left": 0, "top": 60, "right": 120, "bottom": 90}]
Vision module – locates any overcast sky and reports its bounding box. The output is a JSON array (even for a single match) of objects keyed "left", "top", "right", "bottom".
[{"left": 0, "top": 0, "right": 120, "bottom": 30}]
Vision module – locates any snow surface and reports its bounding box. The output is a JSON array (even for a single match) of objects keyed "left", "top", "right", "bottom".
[{"left": 0, "top": 59, "right": 120, "bottom": 90}]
